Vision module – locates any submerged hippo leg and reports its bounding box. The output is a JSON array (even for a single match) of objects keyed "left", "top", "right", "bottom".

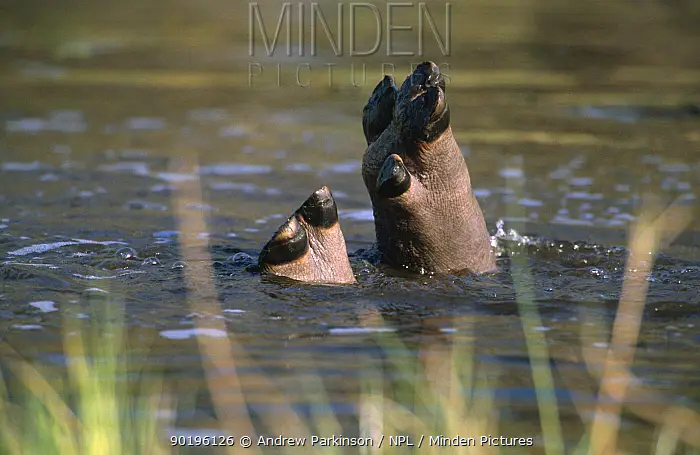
[
  {"left": 362, "top": 62, "right": 497, "bottom": 274},
  {"left": 259, "top": 186, "right": 356, "bottom": 284}
]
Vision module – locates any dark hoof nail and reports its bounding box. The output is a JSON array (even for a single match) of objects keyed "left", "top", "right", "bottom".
[
  {"left": 378, "top": 74, "right": 395, "bottom": 89},
  {"left": 423, "top": 62, "right": 446, "bottom": 91},
  {"left": 298, "top": 186, "right": 338, "bottom": 228},
  {"left": 363, "top": 75, "right": 397, "bottom": 144},
  {"left": 371, "top": 75, "right": 396, "bottom": 99},
  {"left": 408, "top": 62, "right": 445, "bottom": 93},
  {"left": 259, "top": 216, "right": 309, "bottom": 266},
  {"left": 424, "top": 98, "right": 450, "bottom": 141},
  {"left": 376, "top": 155, "right": 411, "bottom": 198},
  {"left": 396, "top": 62, "right": 450, "bottom": 141}
]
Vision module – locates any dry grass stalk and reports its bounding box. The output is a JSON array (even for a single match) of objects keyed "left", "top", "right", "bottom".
[
  {"left": 170, "top": 153, "right": 318, "bottom": 452},
  {"left": 586, "top": 199, "right": 696, "bottom": 455}
]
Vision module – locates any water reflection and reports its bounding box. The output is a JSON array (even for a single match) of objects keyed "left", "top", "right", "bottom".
[{"left": 1, "top": 0, "right": 700, "bottom": 451}]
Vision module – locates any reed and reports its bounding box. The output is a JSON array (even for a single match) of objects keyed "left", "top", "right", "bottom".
[
  {"left": 1, "top": 154, "right": 699, "bottom": 455},
  {"left": 0, "top": 298, "right": 171, "bottom": 455}
]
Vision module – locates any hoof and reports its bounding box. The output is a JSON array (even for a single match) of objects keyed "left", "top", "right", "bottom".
[
  {"left": 298, "top": 186, "right": 338, "bottom": 228},
  {"left": 362, "top": 75, "right": 397, "bottom": 144},
  {"left": 258, "top": 61, "right": 496, "bottom": 282},
  {"left": 376, "top": 154, "right": 411, "bottom": 199},
  {"left": 360, "top": 62, "right": 496, "bottom": 274},
  {"left": 396, "top": 62, "right": 450, "bottom": 142},
  {"left": 259, "top": 187, "right": 355, "bottom": 284},
  {"left": 258, "top": 216, "right": 308, "bottom": 266}
]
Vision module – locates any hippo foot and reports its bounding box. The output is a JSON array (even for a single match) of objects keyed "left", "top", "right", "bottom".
[
  {"left": 360, "top": 62, "right": 496, "bottom": 274},
  {"left": 259, "top": 186, "right": 355, "bottom": 284},
  {"left": 260, "top": 62, "right": 496, "bottom": 284}
]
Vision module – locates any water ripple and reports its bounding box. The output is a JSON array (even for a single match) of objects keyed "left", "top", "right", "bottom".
[
  {"left": 199, "top": 163, "right": 272, "bottom": 176},
  {"left": 160, "top": 328, "right": 228, "bottom": 340},
  {"left": 8, "top": 239, "right": 128, "bottom": 256}
]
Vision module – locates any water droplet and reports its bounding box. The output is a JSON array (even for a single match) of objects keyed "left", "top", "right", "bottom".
[
  {"left": 495, "top": 219, "right": 506, "bottom": 237},
  {"left": 142, "top": 257, "right": 161, "bottom": 266},
  {"left": 84, "top": 287, "right": 109, "bottom": 299},
  {"left": 171, "top": 261, "right": 188, "bottom": 269},
  {"left": 359, "top": 266, "right": 373, "bottom": 276},
  {"left": 227, "top": 252, "right": 255, "bottom": 266},
  {"left": 589, "top": 267, "right": 610, "bottom": 280},
  {"left": 116, "top": 247, "right": 137, "bottom": 260}
]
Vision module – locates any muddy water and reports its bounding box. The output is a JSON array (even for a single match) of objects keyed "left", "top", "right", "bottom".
[{"left": 1, "top": 0, "right": 699, "bottom": 452}]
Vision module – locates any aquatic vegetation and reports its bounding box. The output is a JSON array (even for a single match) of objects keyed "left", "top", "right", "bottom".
[
  {"left": 1, "top": 155, "right": 699, "bottom": 455},
  {"left": 2, "top": 3, "right": 699, "bottom": 449},
  {"left": 0, "top": 300, "right": 170, "bottom": 455}
]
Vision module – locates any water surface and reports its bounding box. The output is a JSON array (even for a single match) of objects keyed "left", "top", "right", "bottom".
[{"left": 1, "top": 0, "right": 699, "bottom": 452}]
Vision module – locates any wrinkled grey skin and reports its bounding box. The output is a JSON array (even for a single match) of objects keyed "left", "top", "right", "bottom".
[
  {"left": 259, "top": 62, "right": 496, "bottom": 283},
  {"left": 361, "top": 62, "right": 496, "bottom": 275}
]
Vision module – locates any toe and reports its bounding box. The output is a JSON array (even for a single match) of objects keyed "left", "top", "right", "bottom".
[
  {"left": 362, "top": 75, "right": 397, "bottom": 144},
  {"left": 395, "top": 62, "right": 450, "bottom": 141},
  {"left": 298, "top": 185, "right": 338, "bottom": 228},
  {"left": 376, "top": 154, "right": 411, "bottom": 199},
  {"left": 259, "top": 215, "right": 309, "bottom": 267}
]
